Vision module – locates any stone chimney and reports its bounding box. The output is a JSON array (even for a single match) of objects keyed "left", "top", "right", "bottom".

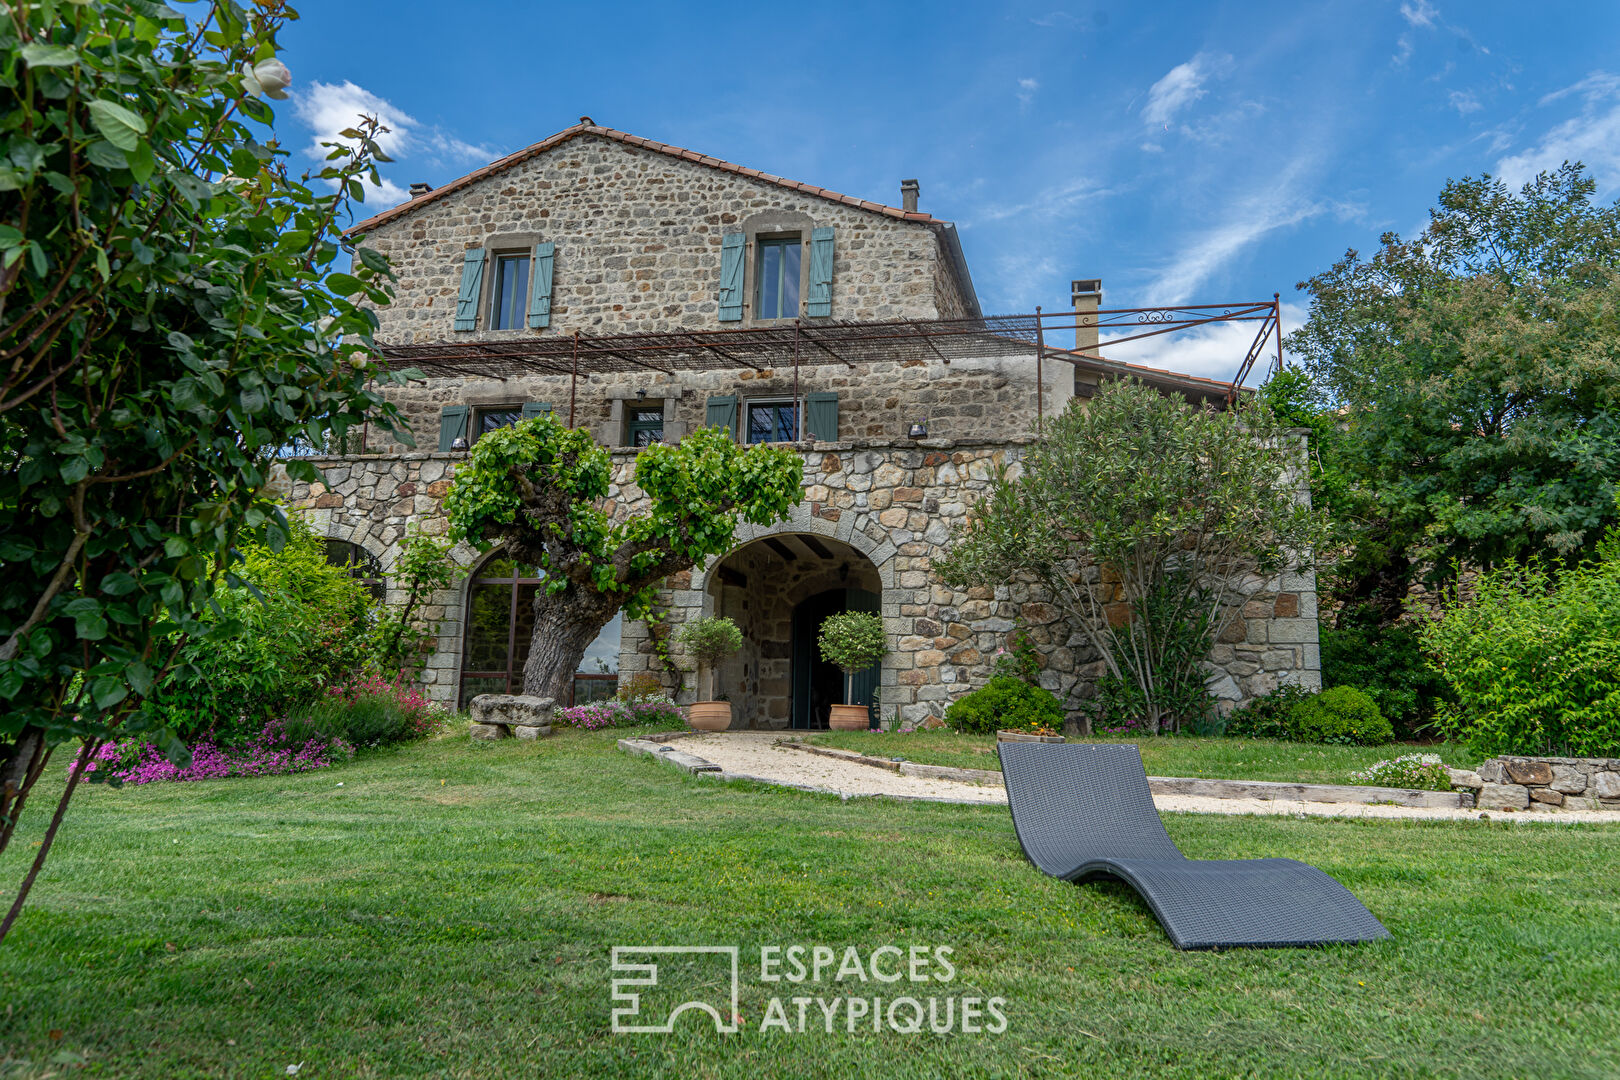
[
  {"left": 1071, "top": 279, "right": 1102, "bottom": 354},
  {"left": 900, "top": 178, "right": 920, "bottom": 213},
  {"left": 408, "top": 182, "right": 433, "bottom": 199}
]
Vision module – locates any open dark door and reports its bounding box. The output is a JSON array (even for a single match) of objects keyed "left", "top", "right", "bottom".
[{"left": 791, "top": 587, "right": 881, "bottom": 730}]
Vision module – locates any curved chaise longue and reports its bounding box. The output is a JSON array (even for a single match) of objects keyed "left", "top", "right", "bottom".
[{"left": 998, "top": 742, "right": 1390, "bottom": 950}]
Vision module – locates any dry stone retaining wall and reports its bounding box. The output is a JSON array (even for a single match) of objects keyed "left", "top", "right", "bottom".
[{"left": 1449, "top": 756, "right": 1620, "bottom": 811}]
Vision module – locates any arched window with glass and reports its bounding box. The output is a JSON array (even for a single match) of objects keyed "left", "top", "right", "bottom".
[
  {"left": 459, "top": 553, "right": 621, "bottom": 707},
  {"left": 324, "top": 539, "right": 385, "bottom": 601}
]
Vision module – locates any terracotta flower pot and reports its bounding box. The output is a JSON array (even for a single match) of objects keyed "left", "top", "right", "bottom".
[
  {"left": 688, "top": 701, "right": 732, "bottom": 732},
  {"left": 828, "top": 704, "right": 870, "bottom": 731}
]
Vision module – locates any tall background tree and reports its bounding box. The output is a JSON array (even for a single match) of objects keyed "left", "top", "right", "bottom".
[
  {"left": 0, "top": 1, "right": 411, "bottom": 942},
  {"left": 1286, "top": 163, "right": 1620, "bottom": 617},
  {"left": 443, "top": 419, "right": 803, "bottom": 701},
  {"left": 938, "top": 379, "right": 1323, "bottom": 734}
]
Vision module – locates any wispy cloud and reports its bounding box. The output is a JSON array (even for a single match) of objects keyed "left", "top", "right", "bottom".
[
  {"left": 1399, "top": 0, "right": 1438, "bottom": 29},
  {"left": 969, "top": 175, "right": 1115, "bottom": 224},
  {"left": 1029, "top": 11, "right": 1081, "bottom": 29},
  {"left": 1496, "top": 70, "right": 1620, "bottom": 190},
  {"left": 1099, "top": 302, "right": 1308, "bottom": 384},
  {"left": 1016, "top": 77, "right": 1039, "bottom": 108},
  {"left": 1142, "top": 52, "right": 1231, "bottom": 128},
  {"left": 1448, "top": 89, "right": 1482, "bottom": 115},
  {"left": 293, "top": 80, "right": 496, "bottom": 210}
]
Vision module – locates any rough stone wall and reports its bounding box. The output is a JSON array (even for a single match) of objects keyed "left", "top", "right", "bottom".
[
  {"left": 356, "top": 133, "right": 962, "bottom": 344},
  {"left": 368, "top": 353, "right": 1054, "bottom": 452},
  {"left": 1449, "top": 756, "right": 1620, "bottom": 812},
  {"left": 271, "top": 441, "right": 1321, "bottom": 721}
]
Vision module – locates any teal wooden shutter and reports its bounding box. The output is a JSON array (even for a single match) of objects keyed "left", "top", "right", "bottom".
[
  {"left": 521, "top": 401, "right": 553, "bottom": 420},
  {"left": 527, "top": 242, "right": 555, "bottom": 328},
  {"left": 804, "top": 391, "right": 839, "bottom": 442},
  {"left": 806, "top": 227, "right": 835, "bottom": 317},
  {"left": 718, "top": 232, "right": 744, "bottom": 321},
  {"left": 453, "top": 249, "right": 486, "bottom": 331},
  {"left": 705, "top": 394, "right": 738, "bottom": 436},
  {"left": 437, "top": 405, "right": 469, "bottom": 450}
]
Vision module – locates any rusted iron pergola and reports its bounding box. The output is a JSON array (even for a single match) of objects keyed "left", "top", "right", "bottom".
[{"left": 374, "top": 298, "right": 1284, "bottom": 426}]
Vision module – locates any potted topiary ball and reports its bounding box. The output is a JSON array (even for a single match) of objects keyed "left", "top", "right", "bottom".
[
  {"left": 675, "top": 616, "right": 743, "bottom": 731},
  {"left": 817, "top": 611, "right": 887, "bottom": 730}
]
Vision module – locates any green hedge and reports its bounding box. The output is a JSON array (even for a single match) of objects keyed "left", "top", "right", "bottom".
[
  {"left": 1225, "top": 684, "right": 1392, "bottom": 746},
  {"left": 945, "top": 676, "right": 1065, "bottom": 735}
]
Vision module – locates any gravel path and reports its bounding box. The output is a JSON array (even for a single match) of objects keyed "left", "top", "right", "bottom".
[{"left": 679, "top": 733, "right": 1620, "bottom": 824}]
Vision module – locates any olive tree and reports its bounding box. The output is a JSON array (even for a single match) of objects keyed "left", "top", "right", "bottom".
[
  {"left": 0, "top": 1, "right": 412, "bottom": 941},
  {"left": 443, "top": 418, "right": 803, "bottom": 701},
  {"left": 938, "top": 379, "right": 1324, "bottom": 733}
]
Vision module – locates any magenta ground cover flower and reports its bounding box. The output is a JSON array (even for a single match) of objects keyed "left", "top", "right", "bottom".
[{"left": 75, "top": 720, "right": 353, "bottom": 785}]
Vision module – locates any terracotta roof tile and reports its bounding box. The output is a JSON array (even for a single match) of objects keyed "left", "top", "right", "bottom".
[{"left": 347, "top": 122, "right": 938, "bottom": 235}]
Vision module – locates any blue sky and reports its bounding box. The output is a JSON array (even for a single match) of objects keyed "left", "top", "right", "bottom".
[{"left": 279, "top": 1, "right": 1620, "bottom": 381}]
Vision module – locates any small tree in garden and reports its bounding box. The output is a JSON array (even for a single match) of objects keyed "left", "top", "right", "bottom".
[
  {"left": 817, "top": 611, "right": 887, "bottom": 706},
  {"left": 444, "top": 419, "right": 802, "bottom": 701},
  {"left": 938, "top": 379, "right": 1324, "bottom": 734},
  {"left": 674, "top": 617, "right": 743, "bottom": 700},
  {"left": 0, "top": 3, "right": 412, "bottom": 942}
]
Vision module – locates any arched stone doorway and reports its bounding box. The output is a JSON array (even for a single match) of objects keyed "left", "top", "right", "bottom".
[{"left": 703, "top": 533, "right": 881, "bottom": 729}]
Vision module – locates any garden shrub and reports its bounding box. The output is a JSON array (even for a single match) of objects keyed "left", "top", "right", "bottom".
[
  {"left": 945, "top": 676, "right": 1065, "bottom": 735},
  {"left": 1289, "top": 686, "right": 1393, "bottom": 746},
  {"left": 1421, "top": 529, "right": 1620, "bottom": 757},
  {"left": 287, "top": 675, "right": 443, "bottom": 751},
  {"left": 1223, "top": 684, "right": 1315, "bottom": 741},
  {"left": 146, "top": 517, "right": 376, "bottom": 741},
  {"left": 1322, "top": 605, "right": 1451, "bottom": 736},
  {"left": 1350, "top": 753, "right": 1452, "bottom": 792}
]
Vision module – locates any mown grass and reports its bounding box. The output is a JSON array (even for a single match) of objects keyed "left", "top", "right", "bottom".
[
  {"left": 809, "top": 730, "right": 1480, "bottom": 785},
  {"left": 1, "top": 728, "right": 1615, "bottom": 1079}
]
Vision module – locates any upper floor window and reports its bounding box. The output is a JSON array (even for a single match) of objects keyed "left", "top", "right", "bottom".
[
  {"left": 489, "top": 253, "right": 530, "bottom": 330},
  {"left": 745, "top": 400, "right": 800, "bottom": 444},
  {"left": 626, "top": 406, "right": 665, "bottom": 447},
  {"left": 755, "top": 237, "right": 801, "bottom": 320}
]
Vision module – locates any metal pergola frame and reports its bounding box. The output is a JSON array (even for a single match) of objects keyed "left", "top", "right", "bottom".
[{"left": 373, "top": 298, "right": 1283, "bottom": 426}]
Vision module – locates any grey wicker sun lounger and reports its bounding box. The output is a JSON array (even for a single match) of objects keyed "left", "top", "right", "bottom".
[{"left": 998, "top": 742, "right": 1390, "bottom": 950}]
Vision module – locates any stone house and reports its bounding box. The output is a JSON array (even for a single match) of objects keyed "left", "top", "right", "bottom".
[{"left": 272, "top": 119, "right": 1321, "bottom": 729}]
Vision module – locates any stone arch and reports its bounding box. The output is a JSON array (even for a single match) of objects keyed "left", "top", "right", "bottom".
[{"left": 691, "top": 508, "right": 893, "bottom": 593}]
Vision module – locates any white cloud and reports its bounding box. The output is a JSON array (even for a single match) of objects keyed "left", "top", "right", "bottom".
[
  {"left": 1016, "top": 77, "right": 1039, "bottom": 108},
  {"left": 1496, "top": 71, "right": 1620, "bottom": 190},
  {"left": 1142, "top": 52, "right": 1232, "bottom": 128},
  {"left": 1392, "top": 33, "right": 1414, "bottom": 66},
  {"left": 970, "top": 175, "right": 1113, "bottom": 224},
  {"left": 1100, "top": 302, "right": 1308, "bottom": 385},
  {"left": 1143, "top": 195, "right": 1323, "bottom": 307},
  {"left": 1029, "top": 11, "right": 1080, "bottom": 29},
  {"left": 1399, "top": 0, "right": 1438, "bottom": 28},
  {"left": 1448, "top": 89, "right": 1482, "bottom": 115},
  {"left": 292, "top": 80, "right": 496, "bottom": 212}
]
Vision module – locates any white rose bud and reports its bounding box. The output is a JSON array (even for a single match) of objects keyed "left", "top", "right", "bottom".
[{"left": 240, "top": 58, "right": 292, "bottom": 100}]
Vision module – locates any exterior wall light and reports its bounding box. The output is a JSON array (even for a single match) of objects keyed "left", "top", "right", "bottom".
[
  {"left": 451, "top": 436, "right": 469, "bottom": 451},
  {"left": 908, "top": 418, "right": 928, "bottom": 438}
]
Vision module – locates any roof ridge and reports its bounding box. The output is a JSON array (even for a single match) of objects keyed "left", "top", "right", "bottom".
[{"left": 346, "top": 121, "right": 938, "bottom": 234}]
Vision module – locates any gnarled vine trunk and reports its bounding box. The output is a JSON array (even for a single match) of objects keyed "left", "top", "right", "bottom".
[{"left": 520, "top": 585, "right": 622, "bottom": 703}]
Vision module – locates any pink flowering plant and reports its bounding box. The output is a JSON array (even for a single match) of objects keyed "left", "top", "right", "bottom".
[
  {"left": 74, "top": 721, "right": 354, "bottom": 786},
  {"left": 554, "top": 696, "right": 685, "bottom": 731}
]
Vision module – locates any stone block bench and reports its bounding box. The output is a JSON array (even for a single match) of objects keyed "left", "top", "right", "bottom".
[{"left": 468, "top": 694, "right": 555, "bottom": 740}]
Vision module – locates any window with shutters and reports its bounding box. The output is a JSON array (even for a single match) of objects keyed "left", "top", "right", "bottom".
[
  {"left": 472, "top": 405, "right": 523, "bottom": 442},
  {"left": 754, "top": 236, "right": 802, "bottom": 320},
  {"left": 488, "top": 253, "right": 530, "bottom": 330},
  {"left": 744, "top": 399, "right": 801, "bottom": 444},
  {"left": 625, "top": 406, "right": 664, "bottom": 447}
]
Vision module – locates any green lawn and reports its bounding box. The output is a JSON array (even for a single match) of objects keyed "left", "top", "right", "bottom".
[
  {"left": 1, "top": 728, "right": 1616, "bottom": 1079},
  {"left": 809, "top": 730, "right": 1480, "bottom": 786}
]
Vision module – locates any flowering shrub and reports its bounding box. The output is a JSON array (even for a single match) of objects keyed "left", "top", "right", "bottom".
[
  {"left": 288, "top": 674, "right": 446, "bottom": 750},
  {"left": 75, "top": 721, "right": 353, "bottom": 785},
  {"left": 555, "top": 697, "right": 685, "bottom": 731},
  {"left": 1350, "top": 753, "right": 1453, "bottom": 792}
]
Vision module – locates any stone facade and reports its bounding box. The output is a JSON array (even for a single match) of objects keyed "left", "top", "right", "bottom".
[
  {"left": 270, "top": 441, "right": 1322, "bottom": 725},
  {"left": 276, "top": 121, "right": 1323, "bottom": 727},
  {"left": 1448, "top": 756, "right": 1620, "bottom": 811}
]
